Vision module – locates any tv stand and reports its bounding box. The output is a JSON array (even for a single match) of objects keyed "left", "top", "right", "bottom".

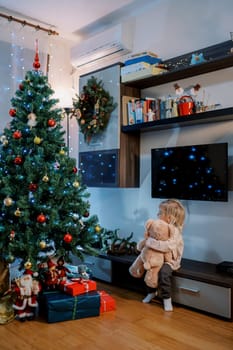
[{"left": 73, "top": 253, "right": 233, "bottom": 320}]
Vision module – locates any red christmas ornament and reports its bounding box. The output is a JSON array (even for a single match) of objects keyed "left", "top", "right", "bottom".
[
  {"left": 73, "top": 167, "right": 78, "bottom": 173},
  {"left": 29, "top": 183, "right": 38, "bottom": 192},
  {"left": 13, "top": 130, "right": 22, "bottom": 139},
  {"left": 37, "top": 213, "right": 46, "bottom": 223},
  {"left": 33, "top": 39, "right": 41, "bottom": 70},
  {"left": 9, "top": 108, "right": 16, "bottom": 117},
  {"left": 33, "top": 61, "right": 40, "bottom": 69},
  {"left": 19, "top": 83, "right": 24, "bottom": 91},
  {"left": 14, "top": 156, "right": 23, "bottom": 165},
  {"left": 63, "top": 233, "right": 73, "bottom": 243},
  {"left": 83, "top": 211, "right": 90, "bottom": 218},
  {"left": 47, "top": 119, "right": 56, "bottom": 127}
]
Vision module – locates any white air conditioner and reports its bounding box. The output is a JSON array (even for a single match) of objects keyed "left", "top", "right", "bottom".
[{"left": 71, "top": 22, "right": 133, "bottom": 68}]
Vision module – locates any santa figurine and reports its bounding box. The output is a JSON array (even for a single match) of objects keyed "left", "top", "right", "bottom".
[
  {"left": 44, "top": 258, "right": 58, "bottom": 290},
  {"left": 12, "top": 262, "right": 40, "bottom": 322}
]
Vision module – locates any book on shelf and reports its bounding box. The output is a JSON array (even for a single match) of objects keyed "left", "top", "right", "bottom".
[
  {"left": 129, "top": 51, "right": 159, "bottom": 58},
  {"left": 122, "top": 95, "right": 136, "bottom": 125},
  {"left": 121, "top": 65, "right": 168, "bottom": 83},
  {"left": 124, "top": 52, "right": 162, "bottom": 66},
  {"left": 121, "top": 61, "right": 151, "bottom": 75},
  {"left": 122, "top": 95, "right": 161, "bottom": 125}
]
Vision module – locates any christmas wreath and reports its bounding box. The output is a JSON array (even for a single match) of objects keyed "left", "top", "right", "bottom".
[{"left": 72, "top": 76, "right": 117, "bottom": 143}]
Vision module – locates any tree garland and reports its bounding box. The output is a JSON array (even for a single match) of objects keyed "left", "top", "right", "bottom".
[{"left": 72, "top": 76, "right": 117, "bottom": 143}]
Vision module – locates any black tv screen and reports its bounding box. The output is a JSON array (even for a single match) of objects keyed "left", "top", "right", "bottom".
[{"left": 151, "top": 143, "right": 228, "bottom": 202}]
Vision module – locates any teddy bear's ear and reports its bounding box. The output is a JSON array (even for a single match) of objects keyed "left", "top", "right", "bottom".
[{"left": 145, "top": 219, "right": 153, "bottom": 230}]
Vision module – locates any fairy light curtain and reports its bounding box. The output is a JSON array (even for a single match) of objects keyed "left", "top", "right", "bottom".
[{"left": 0, "top": 14, "right": 57, "bottom": 133}]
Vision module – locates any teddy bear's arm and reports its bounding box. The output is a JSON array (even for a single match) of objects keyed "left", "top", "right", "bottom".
[
  {"left": 145, "top": 236, "right": 176, "bottom": 253},
  {"left": 137, "top": 238, "right": 146, "bottom": 251}
]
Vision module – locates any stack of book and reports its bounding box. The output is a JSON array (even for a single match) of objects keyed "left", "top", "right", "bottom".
[{"left": 121, "top": 51, "right": 168, "bottom": 82}]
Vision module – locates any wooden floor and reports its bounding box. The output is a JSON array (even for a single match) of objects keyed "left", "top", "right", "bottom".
[{"left": 0, "top": 281, "right": 232, "bottom": 350}]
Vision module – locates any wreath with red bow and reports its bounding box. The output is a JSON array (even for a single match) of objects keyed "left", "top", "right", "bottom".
[{"left": 72, "top": 76, "right": 117, "bottom": 143}]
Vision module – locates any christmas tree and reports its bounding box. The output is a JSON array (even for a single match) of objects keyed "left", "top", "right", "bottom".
[{"left": 0, "top": 43, "right": 101, "bottom": 272}]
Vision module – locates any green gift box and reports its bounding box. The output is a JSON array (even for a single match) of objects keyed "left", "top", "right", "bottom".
[{"left": 40, "top": 290, "right": 100, "bottom": 323}]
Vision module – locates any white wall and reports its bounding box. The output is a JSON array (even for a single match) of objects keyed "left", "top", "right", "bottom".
[{"left": 84, "top": 0, "right": 233, "bottom": 264}]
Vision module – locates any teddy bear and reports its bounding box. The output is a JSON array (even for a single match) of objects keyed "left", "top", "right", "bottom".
[{"left": 129, "top": 218, "right": 176, "bottom": 288}]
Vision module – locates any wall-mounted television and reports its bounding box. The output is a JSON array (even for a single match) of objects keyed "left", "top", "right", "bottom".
[{"left": 151, "top": 143, "right": 228, "bottom": 202}]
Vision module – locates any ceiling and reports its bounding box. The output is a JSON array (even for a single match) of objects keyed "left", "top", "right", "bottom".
[{"left": 0, "top": 0, "right": 157, "bottom": 44}]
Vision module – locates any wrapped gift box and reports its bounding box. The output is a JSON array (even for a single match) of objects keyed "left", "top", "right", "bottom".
[
  {"left": 40, "top": 290, "right": 100, "bottom": 323},
  {"left": 64, "top": 279, "right": 97, "bottom": 296},
  {"left": 38, "top": 290, "right": 61, "bottom": 318},
  {"left": 99, "top": 290, "right": 116, "bottom": 313}
]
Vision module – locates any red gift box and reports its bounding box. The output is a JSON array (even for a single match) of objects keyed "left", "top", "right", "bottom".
[
  {"left": 64, "top": 279, "right": 97, "bottom": 296},
  {"left": 98, "top": 290, "right": 116, "bottom": 313}
]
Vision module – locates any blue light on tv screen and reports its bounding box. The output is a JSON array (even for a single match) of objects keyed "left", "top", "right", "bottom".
[{"left": 151, "top": 143, "right": 228, "bottom": 202}]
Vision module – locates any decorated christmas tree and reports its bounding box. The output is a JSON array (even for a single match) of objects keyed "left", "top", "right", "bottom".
[{"left": 0, "top": 43, "right": 101, "bottom": 273}]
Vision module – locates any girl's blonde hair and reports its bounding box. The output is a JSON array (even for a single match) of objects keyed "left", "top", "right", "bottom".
[{"left": 159, "top": 199, "right": 185, "bottom": 231}]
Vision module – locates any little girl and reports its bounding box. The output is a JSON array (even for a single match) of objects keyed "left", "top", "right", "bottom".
[{"left": 141, "top": 199, "right": 185, "bottom": 311}]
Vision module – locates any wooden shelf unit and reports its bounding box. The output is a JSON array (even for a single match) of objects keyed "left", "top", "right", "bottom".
[
  {"left": 119, "top": 39, "right": 233, "bottom": 191},
  {"left": 121, "top": 40, "right": 233, "bottom": 135}
]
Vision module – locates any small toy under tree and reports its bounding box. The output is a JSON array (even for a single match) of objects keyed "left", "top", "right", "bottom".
[{"left": 0, "top": 42, "right": 101, "bottom": 276}]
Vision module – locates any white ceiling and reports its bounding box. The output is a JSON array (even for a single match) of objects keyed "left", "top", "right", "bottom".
[{"left": 0, "top": 0, "right": 157, "bottom": 44}]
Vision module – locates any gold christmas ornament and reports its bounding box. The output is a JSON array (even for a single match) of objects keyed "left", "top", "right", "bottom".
[
  {"left": 59, "top": 149, "right": 65, "bottom": 155},
  {"left": 14, "top": 208, "right": 21, "bottom": 217},
  {"left": 95, "top": 225, "right": 101, "bottom": 233},
  {"left": 34, "top": 136, "right": 42, "bottom": 144},
  {"left": 24, "top": 260, "right": 32, "bottom": 270},
  {"left": 73, "top": 181, "right": 80, "bottom": 188},
  {"left": 42, "top": 175, "right": 49, "bottom": 182},
  {"left": 39, "top": 240, "right": 47, "bottom": 249},
  {"left": 3, "top": 197, "right": 13, "bottom": 206}
]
